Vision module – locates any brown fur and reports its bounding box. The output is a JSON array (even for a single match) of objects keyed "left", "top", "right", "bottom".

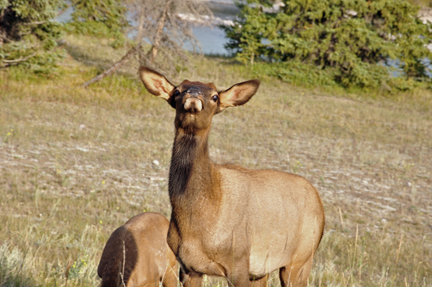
[
  {"left": 97, "top": 212, "right": 178, "bottom": 287},
  {"left": 139, "top": 67, "right": 325, "bottom": 287}
]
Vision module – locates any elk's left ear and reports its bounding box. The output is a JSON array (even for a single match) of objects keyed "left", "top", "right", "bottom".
[
  {"left": 217, "top": 79, "right": 260, "bottom": 113},
  {"left": 139, "top": 66, "right": 175, "bottom": 101}
]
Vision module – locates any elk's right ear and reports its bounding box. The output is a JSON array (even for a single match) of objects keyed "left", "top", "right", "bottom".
[
  {"left": 217, "top": 79, "right": 260, "bottom": 113},
  {"left": 139, "top": 66, "right": 175, "bottom": 101}
]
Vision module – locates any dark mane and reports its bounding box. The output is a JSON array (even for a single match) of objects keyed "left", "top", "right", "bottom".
[{"left": 169, "top": 132, "right": 197, "bottom": 198}]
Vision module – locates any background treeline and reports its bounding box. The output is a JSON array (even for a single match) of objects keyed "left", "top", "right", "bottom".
[
  {"left": 0, "top": 0, "right": 210, "bottom": 76},
  {"left": 1, "top": 0, "right": 432, "bottom": 92},
  {"left": 223, "top": 0, "right": 432, "bottom": 91}
]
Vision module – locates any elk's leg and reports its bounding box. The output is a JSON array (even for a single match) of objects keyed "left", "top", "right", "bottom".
[
  {"left": 180, "top": 268, "right": 202, "bottom": 287},
  {"left": 279, "top": 256, "right": 313, "bottom": 287},
  {"left": 225, "top": 259, "right": 251, "bottom": 287},
  {"left": 162, "top": 264, "right": 178, "bottom": 287},
  {"left": 250, "top": 274, "right": 268, "bottom": 287}
]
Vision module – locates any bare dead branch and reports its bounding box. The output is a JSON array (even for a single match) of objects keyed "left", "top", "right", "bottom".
[
  {"left": 22, "top": 21, "right": 46, "bottom": 25},
  {"left": 81, "top": 44, "right": 141, "bottom": 87},
  {"left": 1, "top": 52, "right": 37, "bottom": 66},
  {"left": 58, "top": 4, "right": 71, "bottom": 16},
  {"left": 81, "top": 0, "right": 213, "bottom": 85}
]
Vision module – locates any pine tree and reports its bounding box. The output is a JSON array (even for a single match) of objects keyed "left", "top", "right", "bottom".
[
  {"left": 67, "top": 0, "right": 128, "bottom": 48},
  {"left": 0, "top": 0, "right": 65, "bottom": 72},
  {"left": 223, "top": 0, "right": 432, "bottom": 88}
]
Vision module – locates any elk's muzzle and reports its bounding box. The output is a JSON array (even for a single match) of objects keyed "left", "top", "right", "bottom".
[{"left": 184, "top": 97, "right": 203, "bottom": 112}]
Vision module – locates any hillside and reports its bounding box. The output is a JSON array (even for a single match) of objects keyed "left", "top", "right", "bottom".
[{"left": 0, "top": 34, "right": 431, "bottom": 286}]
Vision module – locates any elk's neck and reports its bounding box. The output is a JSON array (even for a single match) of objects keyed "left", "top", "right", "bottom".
[{"left": 169, "top": 128, "right": 215, "bottom": 200}]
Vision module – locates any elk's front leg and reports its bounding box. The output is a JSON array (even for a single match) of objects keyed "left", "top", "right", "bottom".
[
  {"left": 225, "top": 259, "right": 251, "bottom": 287},
  {"left": 180, "top": 268, "right": 202, "bottom": 287},
  {"left": 251, "top": 275, "right": 268, "bottom": 287}
]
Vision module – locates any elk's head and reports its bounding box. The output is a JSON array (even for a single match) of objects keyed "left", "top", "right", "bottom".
[{"left": 139, "top": 67, "right": 260, "bottom": 132}]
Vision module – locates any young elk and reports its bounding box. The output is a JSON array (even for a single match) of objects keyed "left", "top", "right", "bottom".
[
  {"left": 98, "top": 212, "right": 177, "bottom": 287},
  {"left": 139, "top": 67, "right": 325, "bottom": 287}
]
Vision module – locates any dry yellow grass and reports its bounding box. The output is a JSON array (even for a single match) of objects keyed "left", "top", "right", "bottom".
[{"left": 0, "top": 34, "right": 431, "bottom": 286}]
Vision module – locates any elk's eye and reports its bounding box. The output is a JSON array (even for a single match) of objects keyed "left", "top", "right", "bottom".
[
  {"left": 211, "top": 95, "right": 219, "bottom": 102},
  {"left": 173, "top": 90, "right": 180, "bottom": 97}
]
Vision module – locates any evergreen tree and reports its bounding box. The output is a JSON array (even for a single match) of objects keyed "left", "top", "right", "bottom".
[
  {"left": 223, "top": 0, "right": 432, "bottom": 88},
  {"left": 67, "top": 0, "right": 128, "bottom": 48},
  {"left": 0, "top": 0, "right": 65, "bottom": 72}
]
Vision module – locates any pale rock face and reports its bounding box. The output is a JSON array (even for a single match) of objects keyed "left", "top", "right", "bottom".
[
  {"left": 419, "top": 8, "right": 432, "bottom": 51},
  {"left": 419, "top": 7, "right": 432, "bottom": 25}
]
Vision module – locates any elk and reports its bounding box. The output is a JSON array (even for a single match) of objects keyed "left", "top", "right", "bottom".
[
  {"left": 98, "top": 212, "right": 177, "bottom": 287},
  {"left": 139, "top": 67, "right": 325, "bottom": 287}
]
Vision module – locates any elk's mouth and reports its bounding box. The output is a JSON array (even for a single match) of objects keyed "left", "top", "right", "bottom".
[{"left": 184, "top": 97, "right": 203, "bottom": 113}]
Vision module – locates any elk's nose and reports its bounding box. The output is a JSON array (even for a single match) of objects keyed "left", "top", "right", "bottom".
[
  {"left": 184, "top": 97, "right": 203, "bottom": 112},
  {"left": 184, "top": 87, "right": 203, "bottom": 112}
]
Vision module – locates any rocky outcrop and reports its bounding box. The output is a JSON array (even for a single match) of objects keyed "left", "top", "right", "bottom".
[{"left": 419, "top": 7, "right": 432, "bottom": 24}]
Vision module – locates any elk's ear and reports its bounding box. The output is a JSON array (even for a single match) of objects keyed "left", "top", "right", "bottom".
[
  {"left": 139, "top": 66, "right": 175, "bottom": 101},
  {"left": 217, "top": 79, "right": 260, "bottom": 112}
]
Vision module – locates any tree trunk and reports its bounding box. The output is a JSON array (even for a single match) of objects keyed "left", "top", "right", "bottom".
[
  {"left": 136, "top": 4, "right": 146, "bottom": 64},
  {"left": 136, "top": 4, "right": 146, "bottom": 42},
  {"left": 148, "top": 0, "right": 173, "bottom": 64}
]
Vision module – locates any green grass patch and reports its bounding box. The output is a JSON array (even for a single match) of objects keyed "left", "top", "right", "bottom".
[{"left": 249, "top": 60, "right": 432, "bottom": 97}]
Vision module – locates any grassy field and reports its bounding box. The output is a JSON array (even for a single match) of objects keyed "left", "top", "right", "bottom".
[{"left": 1, "top": 34, "right": 431, "bottom": 286}]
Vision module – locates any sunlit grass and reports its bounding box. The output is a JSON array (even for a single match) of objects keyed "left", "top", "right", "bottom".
[{"left": 0, "top": 34, "right": 431, "bottom": 287}]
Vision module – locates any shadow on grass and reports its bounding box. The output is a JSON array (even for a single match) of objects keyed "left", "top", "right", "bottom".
[
  {"left": 0, "top": 272, "right": 39, "bottom": 287},
  {"left": 60, "top": 40, "right": 114, "bottom": 72},
  {"left": 60, "top": 38, "right": 160, "bottom": 86},
  {"left": 0, "top": 243, "right": 51, "bottom": 287}
]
